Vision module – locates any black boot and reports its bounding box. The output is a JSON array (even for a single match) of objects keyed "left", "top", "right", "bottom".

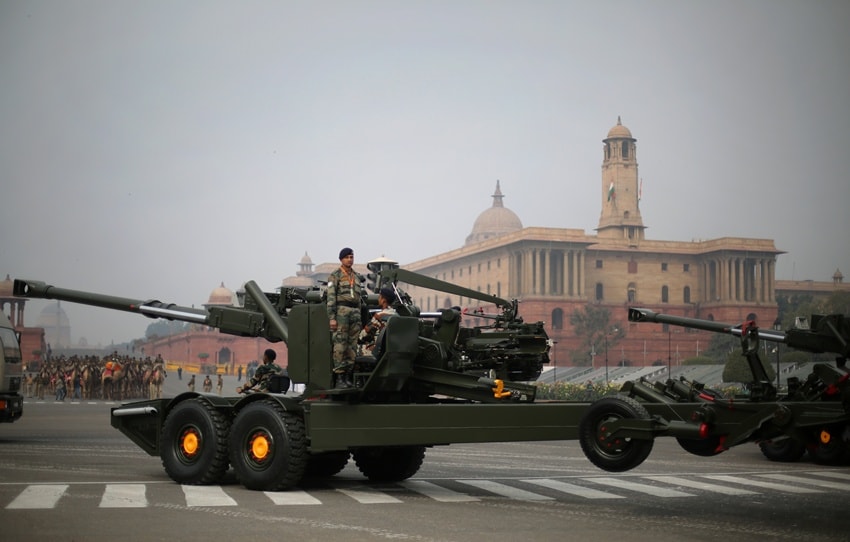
[{"left": 334, "top": 372, "right": 351, "bottom": 389}]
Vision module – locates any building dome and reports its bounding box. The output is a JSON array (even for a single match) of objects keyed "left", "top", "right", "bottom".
[
  {"left": 0, "top": 274, "right": 12, "bottom": 297},
  {"left": 207, "top": 282, "right": 235, "bottom": 306},
  {"left": 605, "top": 116, "right": 633, "bottom": 139},
  {"left": 465, "top": 181, "right": 523, "bottom": 245}
]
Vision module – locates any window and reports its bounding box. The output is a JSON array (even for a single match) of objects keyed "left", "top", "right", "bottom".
[
  {"left": 628, "top": 261, "right": 637, "bottom": 273},
  {"left": 661, "top": 286, "right": 669, "bottom": 303},
  {"left": 683, "top": 286, "right": 691, "bottom": 304},
  {"left": 595, "top": 283, "right": 604, "bottom": 301},
  {"left": 683, "top": 263, "right": 690, "bottom": 272},
  {"left": 551, "top": 308, "right": 564, "bottom": 330},
  {"left": 661, "top": 262, "right": 668, "bottom": 272},
  {"left": 596, "top": 259, "right": 603, "bottom": 269},
  {"left": 622, "top": 141, "right": 629, "bottom": 158},
  {"left": 628, "top": 282, "right": 637, "bottom": 303}
]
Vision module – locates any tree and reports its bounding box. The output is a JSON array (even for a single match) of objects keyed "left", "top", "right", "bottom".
[
  {"left": 569, "top": 304, "right": 623, "bottom": 367},
  {"left": 722, "top": 352, "right": 776, "bottom": 384}
]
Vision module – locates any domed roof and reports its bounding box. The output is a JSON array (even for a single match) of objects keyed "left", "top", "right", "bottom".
[
  {"left": 465, "top": 181, "right": 523, "bottom": 245},
  {"left": 207, "top": 282, "right": 235, "bottom": 306},
  {"left": 0, "top": 274, "right": 12, "bottom": 297},
  {"left": 36, "top": 302, "right": 70, "bottom": 327},
  {"left": 605, "top": 116, "right": 633, "bottom": 139},
  {"left": 299, "top": 252, "right": 313, "bottom": 265}
]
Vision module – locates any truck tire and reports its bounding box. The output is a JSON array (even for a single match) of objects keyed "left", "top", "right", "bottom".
[
  {"left": 305, "top": 451, "right": 350, "bottom": 478},
  {"left": 809, "top": 428, "right": 850, "bottom": 465},
  {"left": 758, "top": 438, "right": 806, "bottom": 462},
  {"left": 160, "top": 398, "right": 230, "bottom": 485},
  {"left": 352, "top": 445, "right": 426, "bottom": 482},
  {"left": 228, "top": 399, "right": 307, "bottom": 491},
  {"left": 579, "top": 395, "right": 654, "bottom": 472}
]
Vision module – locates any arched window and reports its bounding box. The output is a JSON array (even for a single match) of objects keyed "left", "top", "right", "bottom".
[
  {"left": 551, "top": 308, "right": 563, "bottom": 330},
  {"left": 595, "top": 283, "right": 604, "bottom": 301},
  {"left": 661, "top": 285, "right": 669, "bottom": 303},
  {"left": 683, "top": 286, "right": 691, "bottom": 304},
  {"left": 627, "top": 282, "right": 637, "bottom": 303}
]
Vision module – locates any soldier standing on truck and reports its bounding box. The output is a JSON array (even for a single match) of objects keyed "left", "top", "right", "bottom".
[
  {"left": 237, "top": 349, "right": 282, "bottom": 393},
  {"left": 326, "top": 247, "right": 363, "bottom": 389}
]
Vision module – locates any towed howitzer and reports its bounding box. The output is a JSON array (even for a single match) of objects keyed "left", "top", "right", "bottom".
[{"left": 589, "top": 308, "right": 850, "bottom": 467}]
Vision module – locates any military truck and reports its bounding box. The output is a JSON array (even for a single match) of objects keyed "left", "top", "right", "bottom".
[
  {"left": 12, "top": 260, "right": 850, "bottom": 490},
  {"left": 0, "top": 309, "right": 24, "bottom": 423}
]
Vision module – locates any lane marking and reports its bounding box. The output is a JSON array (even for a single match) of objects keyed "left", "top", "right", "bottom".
[
  {"left": 100, "top": 484, "right": 147, "bottom": 508},
  {"left": 523, "top": 478, "right": 624, "bottom": 499},
  {"left": 645, "top": 475, "right": 759, "bottom": 495},
  {"left": 182, "top": 485, "right": 237, "bottom": 506},
  {"left": 400, "top": 480, "right": 479, "bottom": 502},
  {"left": 264, "top": 490, "right": 322, "bottom": 505},
  {"left": 587, "top": 477, "right": 695, "bottom": 497},
  {"left": 334, "top": 486, "right": 403, "bottom": 504},
  {"left": 457, "top": 480, "right": 554, "bottom": 501},
  {"left": 703, "top": 475, "right": 822, "bottom": 493},
  {"left": 6, "top": 484, "right": 68, "bottom": 509}
]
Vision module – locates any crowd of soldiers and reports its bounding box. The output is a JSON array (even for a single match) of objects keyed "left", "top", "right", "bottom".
[{"left": 23, "top": 352, "right": 168, "bottom": 401}]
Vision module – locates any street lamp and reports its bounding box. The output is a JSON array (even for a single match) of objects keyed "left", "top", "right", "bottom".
[{"left": 773, "top": 318, "right": 782, "bottom": 392}]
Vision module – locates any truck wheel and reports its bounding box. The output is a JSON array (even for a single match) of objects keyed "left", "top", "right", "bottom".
[
  {"left": 304, "top": 451, "right": 350, "bottom": 478},
  {"left": 579, "top": 395, "right": 654, "bottom": 472},
  {"left": 160, "top": 398, "right": 230, "bottom": 485},
  {"left": 228, "top": 399, "right": 307, "bottom": 491},
  {"left": 759, "top": 438, "right": 806, "bottom": 462},
  {"left": 352, "top": 446, "right": 426, "bottom": 482},
  {"left": 809, "top": 428, "right": 850, "bottom": 465},
  {"left": 676, "top": 436, "right": 725, "bottom": 457}
]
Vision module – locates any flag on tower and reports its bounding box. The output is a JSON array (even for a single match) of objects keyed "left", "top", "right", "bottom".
[{"left": 607, "top": 182, "right": 615, "bottom": 201}]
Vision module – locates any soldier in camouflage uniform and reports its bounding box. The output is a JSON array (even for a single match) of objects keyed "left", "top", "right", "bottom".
[
  {"left": 237, "top": 349, "right": 282, "bottom": 393},
  {"left": 358, "top": 287, "right": 397, "bottom": 356},
  {"left": 327, "top": 247, "right": 363, "bottom": 389}
]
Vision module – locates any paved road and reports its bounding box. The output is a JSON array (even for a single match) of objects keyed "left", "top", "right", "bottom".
[{"left": 3, "top": 386, "right": 849, "bottom": 542}]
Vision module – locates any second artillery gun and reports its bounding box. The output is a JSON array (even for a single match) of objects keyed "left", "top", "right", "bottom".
[{"left": 12, "top": 260, "right": 850, "bottom": 491}]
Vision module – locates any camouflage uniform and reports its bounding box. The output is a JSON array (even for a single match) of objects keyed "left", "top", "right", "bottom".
[
  {"left": 243, "top": 362, "right": 283, "bottom": 392},
  {"left": 326, "top": 266, "right": 363, "bottom": 373},
  {"left": 358, "top": 308, "right": 396, "bottom": 356}
]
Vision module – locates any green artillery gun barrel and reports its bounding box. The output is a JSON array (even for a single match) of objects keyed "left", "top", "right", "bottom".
[{"left": 12, "top": 279, "right": 209, "bottom": 324}]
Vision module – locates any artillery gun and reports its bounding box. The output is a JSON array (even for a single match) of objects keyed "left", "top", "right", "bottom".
[
  {"left": 13, "top": 260, "right": 553, "bottom": 490},
  {"left": 576, "top": 308, "right": 850, "bottom": 471},
  {"left": 14, "top": 259, "right": 849, "bottom": 487}
]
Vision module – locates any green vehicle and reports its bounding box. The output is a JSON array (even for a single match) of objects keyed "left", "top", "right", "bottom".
[
  {"left": 0, "top": 309, "right": 24, "bottom": 423},
  {"left": 12, "top": 260, "right": 850, "bottom": 490}
]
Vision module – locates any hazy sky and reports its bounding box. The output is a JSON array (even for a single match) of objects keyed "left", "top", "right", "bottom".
[{"left": 2, "top": 1, "right": 848, "bottom": 346}]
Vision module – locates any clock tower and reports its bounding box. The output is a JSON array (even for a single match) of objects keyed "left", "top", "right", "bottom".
[{"left": 596, "top": 116, "right": 646, "bottom": 244}]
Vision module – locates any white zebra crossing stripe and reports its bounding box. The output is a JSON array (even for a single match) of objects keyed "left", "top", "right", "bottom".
[
  {"left": 586, "top": 477, "right": 695, "bottom": 497},
  {"left": 335, "top": 486, "right": 403, "bottom": 504},
  {"left": 810, "top": 471, "right": 850, "bottom": 481},
  {"left": 400, "top": 480, "right": 479, "bottom": 502},
  {"left": 6, "top": 484, "right": 68, "bottom": 509},
  {"left": 100, "top": 484, "right": 147, "bottom": 508},
  {"left": 457, "top": 480, "right": 554, "bottom": 501},
  {"left": 703, "top": 475, "right": 822, "bottom": 493},
  {"left": 181, "top": 485, "right": 238, "bottom": 506},
  {"left": 264, "top": 490, "right": 322, "bottom": 505},
  {"left": 522, "top": 478, "right": 624, "bottom": 499},
  {"left": 757, "top": 473, "right": 850, "bottom": 491},
  {"left": 644, "top": 475, "right": 759, "bottom": 496}
]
